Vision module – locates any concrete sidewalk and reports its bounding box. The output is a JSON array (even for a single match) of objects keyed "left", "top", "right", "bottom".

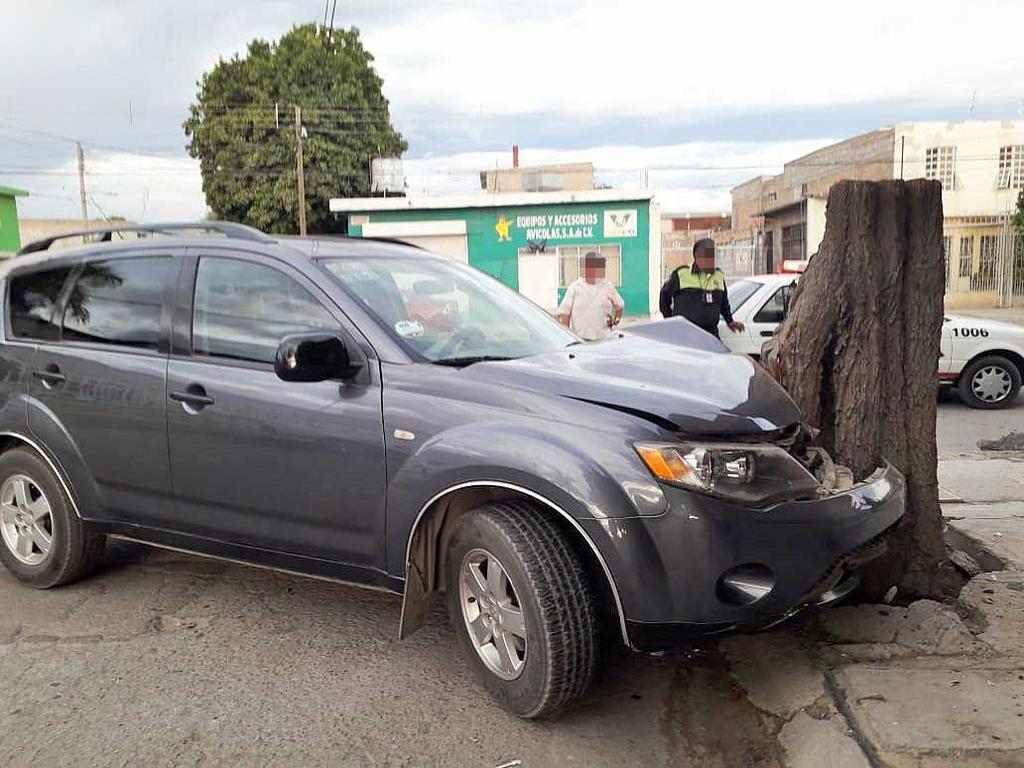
[{"left": 724, "top": 454, "right": 1024, "bottom": 768}]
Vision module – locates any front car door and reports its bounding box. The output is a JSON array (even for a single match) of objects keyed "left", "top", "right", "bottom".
[
  {"left": 23, "top": 253, "right": 178, "bottom": 522},
  {"left": 748, "top": 281, "right": 795, "bottom": 355},
  {"left": 164, "top": 250, "right": 386, "bottom": 570}
]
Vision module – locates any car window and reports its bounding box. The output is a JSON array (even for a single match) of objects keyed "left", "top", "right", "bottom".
[
  {"left": 62, "top": 258, "right": 175, "bottom": 350},
  {"left": 753, "top": 284, "right": 794, "bottom": 324},
  {"left": 8, "top": 267, "right": 73, "bottom": 341},
  {"left": 321, "top": 256, "right": 576, "bottom": 363},
  {"left": 725, "top": 279, "right": 763, "bottom": 312},
  {"left": 192, "top": 257, "right": 339, "bottom": 365}
]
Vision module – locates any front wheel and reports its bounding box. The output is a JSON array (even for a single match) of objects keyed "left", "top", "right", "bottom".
[
  {"left": 957, "top": 355, "right": 1022, "bottom": 409},
  {"left": 446, "top": 501, "right": 599, "bottom": 718}
]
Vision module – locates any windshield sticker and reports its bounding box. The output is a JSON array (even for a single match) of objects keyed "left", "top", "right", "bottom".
[{"left": 394, "top": 320, "right": 425, "bottom": 338}]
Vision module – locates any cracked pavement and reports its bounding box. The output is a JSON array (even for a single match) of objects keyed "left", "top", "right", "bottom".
[{"left": 0, "top": 541, "right": 786, "bottom": 768}]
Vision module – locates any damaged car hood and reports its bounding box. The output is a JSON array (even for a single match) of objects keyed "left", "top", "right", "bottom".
[{"left": 464, "top": 322, "right": 803, "bottom": 436}]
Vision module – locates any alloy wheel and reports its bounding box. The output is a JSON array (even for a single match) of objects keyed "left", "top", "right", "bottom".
[
  {"left": 459, "top": 548, "right": 527, "bottom": 680},
  {"left": 0, "top": 474, "right": 53, "bottom": 566},
  {"left": 972, "top": 365, "right": 1012, "bottom": 403}
]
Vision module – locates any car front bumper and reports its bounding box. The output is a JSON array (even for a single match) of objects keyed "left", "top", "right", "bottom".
[{"left": 579, "top": 463, "right": 906, "bottom": 651}]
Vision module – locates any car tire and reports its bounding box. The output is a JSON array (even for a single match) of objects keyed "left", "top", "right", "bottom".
[
  {"left": 0, "top": 448, "right": 106, "bottom": 588},
  {"left": 957, "top": 355, "right": 1022, "bottom": 410},
  {"left": 446, "top": 500, "right": 599, "bottom": 718}
]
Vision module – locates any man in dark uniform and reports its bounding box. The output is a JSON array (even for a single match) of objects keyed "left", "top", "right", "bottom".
[{"left": 659, "top": 238, "right": 745, "bottom": 338}]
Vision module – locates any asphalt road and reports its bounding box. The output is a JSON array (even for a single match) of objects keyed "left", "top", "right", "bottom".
[
  {"left": 936, "top": 389, "right": 1024, "bottom": 455},
  {"left": 0, "top": 542, "right": 782, "bottom": 768},
  {"left": 0, "top": 396, "right": 1016, "bottom": 767}
]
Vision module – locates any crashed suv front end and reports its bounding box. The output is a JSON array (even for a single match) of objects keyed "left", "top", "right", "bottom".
[{"left": 592, "top": 426, "right": 904, "bottom": 650}]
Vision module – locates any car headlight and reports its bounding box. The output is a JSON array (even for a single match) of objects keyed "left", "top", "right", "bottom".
[{"left": 634, "top": 442, "right": 820, "bottom": 506}]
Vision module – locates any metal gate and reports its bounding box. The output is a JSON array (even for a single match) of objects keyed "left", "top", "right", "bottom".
[{"left": 994, "top": 219, "right": 1024, "bottom": 307}]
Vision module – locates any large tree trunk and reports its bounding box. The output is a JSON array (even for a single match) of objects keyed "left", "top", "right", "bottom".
[{"left": 765, "top": 180, "right": 957, "bottom": 599}]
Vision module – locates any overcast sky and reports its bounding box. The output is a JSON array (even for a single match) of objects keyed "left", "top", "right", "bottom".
[{"left": 2, "top": 0, "right": 1022, "bottom": 221}]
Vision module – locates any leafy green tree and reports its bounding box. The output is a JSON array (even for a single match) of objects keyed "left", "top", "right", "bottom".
[
  {"left": 1013, "top": 188, "right": 1024, "bottom": 232},
  {"left": 184, "top": 24, "right": 407, "bottom": 234}
]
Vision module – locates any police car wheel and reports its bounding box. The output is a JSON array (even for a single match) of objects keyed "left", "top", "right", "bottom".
[{"left": 957, "top": 355, "right": 1022, "bottom": 410}]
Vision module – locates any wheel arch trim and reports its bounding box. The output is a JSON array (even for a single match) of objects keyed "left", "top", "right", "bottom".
[
  {"left": 963, "top": 348, "right": 1024, "bottom": 376},
  {"left": 0, "top": 431, "right": 82, "bottom": 519},
  {"left": 399, "top": 480, "right": 633, "bottom": 649}
]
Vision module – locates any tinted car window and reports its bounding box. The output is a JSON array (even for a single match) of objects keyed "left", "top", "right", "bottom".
[
  {"left": 192, "top": 257, "right": 338, "bottom": 364},
  {"left": 62, "top": 258, "right": 174, "bottom": 350},
  {"left": 8, "top": 267, "right": 72, "bottom": 341}
]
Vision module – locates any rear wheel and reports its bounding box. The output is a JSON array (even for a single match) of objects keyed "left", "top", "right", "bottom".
[
  {"left": 0, "top": 448, "right": 105, "bottom": 588},
  {"left": 446, "top": 501, "right": 599, "bottom": 718},
  {"left": 957, "top": 355, "right": 1022, "bottom": 409}
]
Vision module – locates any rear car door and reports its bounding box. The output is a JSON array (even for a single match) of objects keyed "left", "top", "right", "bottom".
[
  {"left": 164, "top": 251, "right": 386, "bottom": 568},
  {"left": 25, "top": 253, "right": 178, "bottom": 522}
]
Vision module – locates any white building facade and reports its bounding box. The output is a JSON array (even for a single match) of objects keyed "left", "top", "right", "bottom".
[{"left": 894, "top": 121, "right": 1024, "bottom": 306}]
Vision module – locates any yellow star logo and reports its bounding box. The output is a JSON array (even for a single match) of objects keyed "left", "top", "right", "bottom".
[{"left": 495, "top": 214, "right": 512, "bottom": 242}]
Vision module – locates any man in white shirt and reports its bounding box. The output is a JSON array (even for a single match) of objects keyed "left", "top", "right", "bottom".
[{"left": 556, "top": 252, "right": 624, "bottom": 341}]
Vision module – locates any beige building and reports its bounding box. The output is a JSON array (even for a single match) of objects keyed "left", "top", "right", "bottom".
[
  {"left": 729, "top": 121, "right": 1024, "bottom": 306},
  {"left": 480, "top": 162, "right": 595, "bottom": 194}
]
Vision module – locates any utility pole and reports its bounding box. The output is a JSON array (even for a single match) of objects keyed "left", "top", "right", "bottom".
[
  {"left": 76, "top": 141, "right": 88, "bottom": 227},
  {"left": 294, "top": 105, "right": 307, "bottom": 235}
]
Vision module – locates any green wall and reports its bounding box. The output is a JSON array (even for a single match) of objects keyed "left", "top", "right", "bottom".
[
  {"left": 348, "top": 199, "right": 651, "bottom": 315},
  {"left": 0, "top": 195, "right": 22, "bottom": 254}
]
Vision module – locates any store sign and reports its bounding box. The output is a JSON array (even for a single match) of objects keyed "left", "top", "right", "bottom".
[
  {"left": 514, "top": 212, "right": 598, "bottom": 241},
  {"left": 604, "top": 209, "right": 638, "bottom": 238}
]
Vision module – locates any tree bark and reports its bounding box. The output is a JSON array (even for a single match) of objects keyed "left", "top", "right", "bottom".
[{"left": 765, "top": 180, "right": 957, "bottom": 599}]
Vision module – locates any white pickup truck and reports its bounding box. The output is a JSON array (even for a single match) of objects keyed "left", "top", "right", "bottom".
[{"left": 719, "top": 273, "right": 1024, "bottom": 409}]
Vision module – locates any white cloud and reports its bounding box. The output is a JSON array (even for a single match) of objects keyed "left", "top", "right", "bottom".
[
  {"left": 10, "top": 152, "right": 205, "bottom": 223},
  {"left": 402, "top": 137, "right": 834, "bottom": 209},
  {"left": 366, "top": 0, "right": 1021, "bottom": 118}
]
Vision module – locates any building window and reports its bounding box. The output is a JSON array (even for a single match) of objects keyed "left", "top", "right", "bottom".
[
  {"left": 959, "top": 235, "right": 974, "bottom": 277},
  {"left": 766, "top": 191, "right": 778, "bottom": 203},
  {"left": 517, "top": 244, "right": 622, "bottom": 288},
  {"left": 781, "top": 223, "right": 806, "bottom": 262},
  {"left": 978, "top": 236, "right": 999, "bottom": 285},
  {"left": 943, "top": 236, "right": 951, "bottom": 289},
  {"left": 925, "top": 146, "right": 956, "bottom": 190},
  {"left": 997, "top": 146, "right": 1024, "bottom": 189}
]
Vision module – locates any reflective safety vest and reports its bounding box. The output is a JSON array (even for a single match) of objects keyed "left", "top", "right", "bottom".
[{"left": 660, "top": 266, "right": 732, "bottom": 330}]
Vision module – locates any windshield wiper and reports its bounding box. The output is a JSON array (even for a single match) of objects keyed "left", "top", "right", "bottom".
[{"left": 432, "top": 355, "right": 513, "bottom": 367}]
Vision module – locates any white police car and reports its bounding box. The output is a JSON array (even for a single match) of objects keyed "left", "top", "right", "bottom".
[{"left": 719, "top": 273, "right": 1024, "bottom": 409}]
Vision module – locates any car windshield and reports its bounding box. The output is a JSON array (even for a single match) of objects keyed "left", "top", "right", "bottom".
[
  {"left": 726, "top": 279, "right": 763, "bottom": 311},
  {"left": 321, "top": 255, "right": 578, "bottom": 364}
]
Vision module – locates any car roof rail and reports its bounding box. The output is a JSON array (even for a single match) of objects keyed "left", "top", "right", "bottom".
[{"left": 16, "top": 221, "right": 275, "bottom": 255}]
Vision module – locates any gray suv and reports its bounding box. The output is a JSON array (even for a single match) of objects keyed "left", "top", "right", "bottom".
[{"left": 0, "top": 223, "right": 904, "bottom": 717}]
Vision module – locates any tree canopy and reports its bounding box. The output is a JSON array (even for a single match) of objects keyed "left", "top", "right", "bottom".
[
  {"left": 184, "top": 24, "right": 407, "bottom": 234},
  {"left": 1014, "top": 188, "right": 1024, "bottom": 232}
]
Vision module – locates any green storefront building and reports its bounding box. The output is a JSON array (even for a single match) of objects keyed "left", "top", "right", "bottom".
[
  {"left": 0, "top": 186, "right": 29, "bottom": 256},
  {"left": 329, "top": 190, "right": 661, "bottom": 317}
]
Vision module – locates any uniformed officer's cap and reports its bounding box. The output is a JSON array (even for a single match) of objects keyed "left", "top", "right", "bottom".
[{"left": 693, "top": 238, "right": 715, "bottom": 256}]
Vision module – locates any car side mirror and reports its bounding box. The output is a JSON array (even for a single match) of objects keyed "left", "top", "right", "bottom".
[{"left": 274, "top": 333, "right": 361, "bottom": 382}]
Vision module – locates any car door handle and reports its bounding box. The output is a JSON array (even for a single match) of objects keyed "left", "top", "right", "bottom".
[
  {"left": 759, "top": 330, "right": 775, "bottom": 337},
  {"left": 169, "top": 388, "right": 215, "bottom": 407},
  {"left": 32, "top": 366, "right": 66, "bottom": 387}
]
